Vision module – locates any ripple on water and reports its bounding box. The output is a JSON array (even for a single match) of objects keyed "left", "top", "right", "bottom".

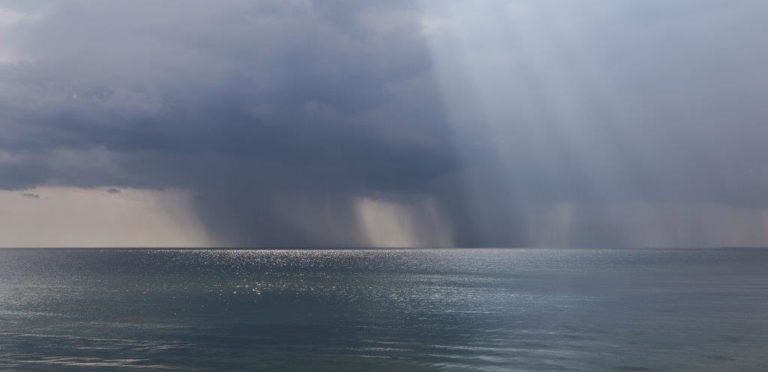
[{"left": 0, "top": 249, "right": 766, "bottom": 370}]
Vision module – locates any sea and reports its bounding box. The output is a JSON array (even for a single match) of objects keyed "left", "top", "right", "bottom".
[{"left": 0, "top": 248, "right": 767, "bottom": 371}]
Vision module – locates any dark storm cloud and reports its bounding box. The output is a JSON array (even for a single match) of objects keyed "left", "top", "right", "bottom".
[
  {"left": 0, "top": 0, "right": 446, "bottom": 158},
  {"left": 0, "top": 0, "right": 767, "bottom": 246},
  {"left": 0, "top": 0, "right": 462, "bottom": 246}
]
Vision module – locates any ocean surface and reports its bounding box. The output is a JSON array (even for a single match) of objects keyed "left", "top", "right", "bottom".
[{"left": 0, "top": 249, "right": 767, "bottom": 371}]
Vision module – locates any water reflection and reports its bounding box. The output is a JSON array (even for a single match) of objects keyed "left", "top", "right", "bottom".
[{"left": 0, "top": 249, "right": 767, "bottom": 370}]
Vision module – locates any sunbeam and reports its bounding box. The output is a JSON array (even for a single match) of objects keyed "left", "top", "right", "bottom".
[{"left": 419, "top": 0, "right": 768, "bottom": 247}]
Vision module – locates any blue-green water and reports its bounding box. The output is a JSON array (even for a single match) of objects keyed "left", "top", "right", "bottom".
[{"left": 0, "top": 249, "right": 767, "bottom": 371}]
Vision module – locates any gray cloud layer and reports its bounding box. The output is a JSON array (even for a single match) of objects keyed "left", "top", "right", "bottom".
[{"left": 0, "top": 0, "right": 767, "bottom": 247}]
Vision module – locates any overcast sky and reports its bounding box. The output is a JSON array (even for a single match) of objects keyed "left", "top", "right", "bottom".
[{"left": 0, "top": 0, "right": 767, "bottom": 247}]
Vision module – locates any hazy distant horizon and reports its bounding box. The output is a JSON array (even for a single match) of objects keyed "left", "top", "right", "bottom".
[{"left": 3, "top": 246, "right": 768, "bottom": 251}]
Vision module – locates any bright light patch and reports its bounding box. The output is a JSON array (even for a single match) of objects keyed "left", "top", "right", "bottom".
[
  {"left": 0, "top": 7, "right": 31, "bottom": 63},
  {"left": 0, "top": 187, "right": 212, "bottom": 247},
  {"left": 356, "top": 196, "right": 453, "bottom": 247}
]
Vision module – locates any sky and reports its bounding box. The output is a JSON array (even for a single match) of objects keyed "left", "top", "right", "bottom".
[{"left": 0, "top": 0, "right": 767, "bottom": 248}]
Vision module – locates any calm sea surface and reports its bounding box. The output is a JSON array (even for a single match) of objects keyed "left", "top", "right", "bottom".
[{"left": 0, "top": 249, "right": 767, "bottom": 371}]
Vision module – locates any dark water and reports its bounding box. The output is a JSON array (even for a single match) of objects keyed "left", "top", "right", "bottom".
[{"left": 1, "top": 249, "right": 767, "bottom": 371}]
